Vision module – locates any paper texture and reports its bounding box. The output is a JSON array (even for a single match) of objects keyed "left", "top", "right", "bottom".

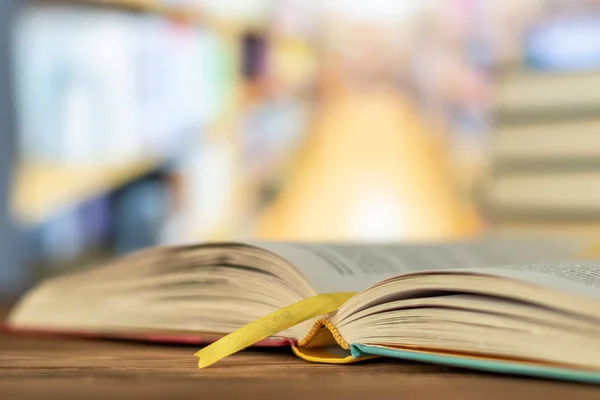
[
  {"left": 259, "top": 238, "right": 583, "bottom": 293},
  {"left": 468, "top": 261, "right": 600, "bottom": 300}
]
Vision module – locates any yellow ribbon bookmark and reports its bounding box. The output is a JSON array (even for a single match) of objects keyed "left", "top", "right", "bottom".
[{"left": 195, "top": 292, "right": 355, "bottom": 368}]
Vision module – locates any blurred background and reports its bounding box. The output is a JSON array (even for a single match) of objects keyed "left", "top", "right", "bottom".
[{"left": 2, "top": 0, "right": 600, "bottom": 297}]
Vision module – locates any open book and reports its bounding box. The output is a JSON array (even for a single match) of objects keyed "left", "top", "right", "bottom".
[{"left": 7, "top": 238, "right": 600, "bottom": 383}]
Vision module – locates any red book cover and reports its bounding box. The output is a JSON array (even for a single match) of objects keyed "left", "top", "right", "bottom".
[{"left": 2, "top": 324, "right": 296, "bottom": 347}]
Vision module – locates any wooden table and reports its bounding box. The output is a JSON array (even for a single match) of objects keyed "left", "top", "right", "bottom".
[{"left": 2, "top": 315, "right": 600, "bottom": 399}]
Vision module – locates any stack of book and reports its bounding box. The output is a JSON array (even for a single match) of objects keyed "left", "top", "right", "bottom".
[{"left": 483, "top": 69, "right": 600, "bottom": 237}]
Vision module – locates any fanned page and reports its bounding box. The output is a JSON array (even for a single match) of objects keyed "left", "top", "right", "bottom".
[
  {"left": 342, "top": 261, "right": 600, "bottom": 384},
  {"left": 258, "top": 237, "right": 586, "bottom": 294},
  {"left": 466, "top": 262, "right": 600, "bottom": 301}
]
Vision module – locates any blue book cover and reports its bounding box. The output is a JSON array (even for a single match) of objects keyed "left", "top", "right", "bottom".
[{"left": 352, "top": 344, "right": 600, "bottom": 384}]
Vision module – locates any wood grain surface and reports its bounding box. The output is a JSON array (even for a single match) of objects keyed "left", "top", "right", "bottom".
[{"left": 2, "top": 310, "right": 600, "bottom": 399}]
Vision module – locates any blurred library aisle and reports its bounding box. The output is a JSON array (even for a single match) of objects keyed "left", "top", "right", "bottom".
[
  {"left": 257, "top": 88, "right": 481, "bottom": 241},
  {"left": 3, "top": 0, "right": 600, "bottom": 296}
]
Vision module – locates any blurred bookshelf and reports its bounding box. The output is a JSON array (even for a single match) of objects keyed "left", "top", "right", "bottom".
[
  {"left": 4, "top": 0, "right": 276, "bottom": 282},
  {"left": 12, "top": 158, "right": 166, "bottom": 225}
]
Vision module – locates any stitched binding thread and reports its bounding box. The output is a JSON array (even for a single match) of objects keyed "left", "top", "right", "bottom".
[{"left": 298, "top": 318, "right": 350, "bottom": 350}]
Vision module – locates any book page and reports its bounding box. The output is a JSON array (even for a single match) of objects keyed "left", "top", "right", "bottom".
[
  {"left": 258, "top": 238, "right": 585, "bottom": 293},
  {"left": 466, "top": 262, "right": 600, "bottom": 300}
]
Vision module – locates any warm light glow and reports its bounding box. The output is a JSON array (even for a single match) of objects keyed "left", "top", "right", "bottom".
[{"left": 354, "top": 191, "right": 408, "bottom": 241}]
